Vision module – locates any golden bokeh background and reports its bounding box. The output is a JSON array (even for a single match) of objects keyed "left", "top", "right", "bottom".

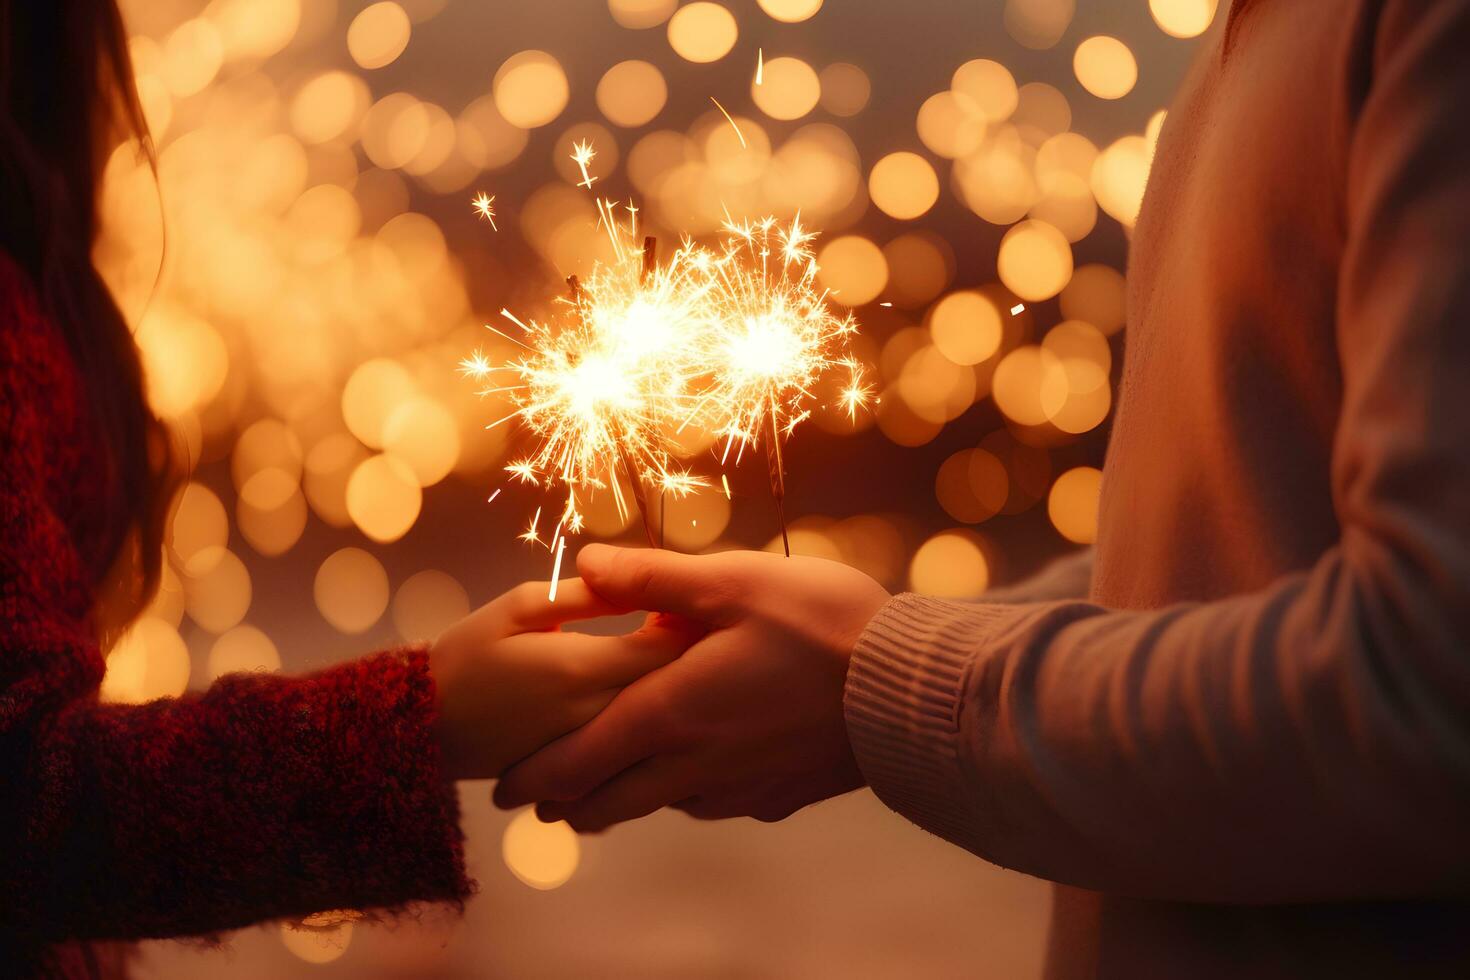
[{"left": 97, "top": 0, "right": 1215, "bottom": 975}]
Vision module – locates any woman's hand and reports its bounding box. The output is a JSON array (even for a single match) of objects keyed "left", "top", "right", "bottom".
[
  {"left": 493, "top": 546, "right": 892, "bottom": 830},
  {"left": 429, "top": 578, "right": 695, "bottom": 781}
]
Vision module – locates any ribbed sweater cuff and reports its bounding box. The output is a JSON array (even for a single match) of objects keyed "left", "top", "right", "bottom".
[{"left": 844, "top": 594, "right": 1016, "bottom": 848}]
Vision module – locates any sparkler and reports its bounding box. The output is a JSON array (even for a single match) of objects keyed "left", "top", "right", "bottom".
[
  {"left": 683, "top": 214, "right": 871, "bottom": 555},
  {"left": 459, "top": 159, "right": 870, "bottom": 573},
  {"left": 571, "top": 140, "right": 598, "bottom": 189}
]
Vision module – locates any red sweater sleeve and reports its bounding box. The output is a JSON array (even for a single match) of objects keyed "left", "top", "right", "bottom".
[{"left": 1, "top": 291, "right": 470, "bottom": 944}]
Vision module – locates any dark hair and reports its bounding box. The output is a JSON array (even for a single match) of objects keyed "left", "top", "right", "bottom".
[{"left": 0, "top": 0, "right": 176, "bottom": 632}]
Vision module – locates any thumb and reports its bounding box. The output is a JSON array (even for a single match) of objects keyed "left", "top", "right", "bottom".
[{"left": 576, "top": 544, "right": 736, "bottom": 624}]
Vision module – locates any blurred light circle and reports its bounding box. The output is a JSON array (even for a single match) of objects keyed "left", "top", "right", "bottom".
[
  {"left": 667, "top": 2, "right": 738, "bottom": 63},
  {"left": 992, "top": 345, "right": 1065, "bottom": 427},
  {"left": 597, "top": 60, "right": 669, "bottom": 128},
  {"left": 882, "top": 232, "right": 953, "bottom": 309},
  {"left": 207, "top": 624, "right": 282, "bottom": 681},
  {"left": 493, "top": 50, "right": 570, "bottom": 128},
  {"left": 909, "top": 530, "right": 990, "bottom": 597},
  {"left": 953, "top": 140, "right": 1038, "bottom": 226},
  {"left": 751, "top": 57, "right": 821, "bottom": 120},
  {"left": 1150, "top": 0, "right": 1218, "bottom": 38},
  {"left": 136, "top": 309, "right": 229, "bottom": 417},
  {"left": 347, "top": 2, "right": 411, "bottom": 70},
  {"left": 1049, "top": 466, "right": 1103, "bottom": 543},
  {"left": 997, "top": 220, "right": 1073, "bottom": 301},
  {"left": 304, "top": 433, "right": 368, "bottom": 528},
  {"left": 608, "top": 0, "right": 677, "bottom": 29},
  {"left": 346, "top": 454, "right": 423, "bottom": 543},
  {"left": 382, "top": 398, "right": 461, "bottom": 486},
  {"left": 916, "top": 91, "right": 987, "bottom": 159},
  {"left": 280, "top": 919, "right": 353, "bottom": 965},
  {"left": 402, "top": 102, "right": 457, "bottom": 176},
  {"left": 212, "top": 0, "right": 301, "bottom": 61},
  {"left": 100, "top": 617, "right": 191, "bottom": 704},
  {"left": 183, "top": 546, "right": 252, "bottom": 634},
  {"left": 1146, "top": 109, "right": 1169, "bottom": 151},
  {"left": 816, "top": 235, "right": 888, "bottom": 307},
  {"left": 1029, "top": 173, "right": 1097, "bottom": 243},
  {"left": 1074, "top": 36, "right": 1138, "bottom": 100},
  {"left": 342, "top": 358, "right": 418, "bottom": 448},
  {"left": 1091, "top": 135, "right": 1152, "bottom": 227},
  {"left": 951, "top": 59, "right": 1018, "bottom": 122},
  {"left": 757, "top": 0, "right": 823, "bottom": 22},
  {"left": 869, "top": 151, "right": 939, "bottom": 221},
  {"left": 145, "top": 562, "right": 187, "bottom": 629},
  {"left": 393, "top": 570, "right": 471, "bottom": 642},
  {"left": 1061, "top": 264, "right": 1128, "bottom": 334},
  {"left": 663, "top": 490, "right": 732, "bottom": 551},
  {"left": 1013, "top": 83, "right": 1072, "bottom": 144},
  {"left": 315, "top": 547, "right": 390, "bottom": 634},
  {"left": 237, "top": 466, "right": 309, "bottom": 556},
  {"left": 163, "top": 19, "right": 224, "bottom": 98},
  {"left": 503, "top": 810, "right": 580, "bottom": 889},
  {"left": 875, "top": 388, "right": 943, "bottom": 447},
  {"left": 361, "top": 92, "right": 426, "bottom": 169},
  {"left": 1045, "top": 381, "right": 1112, "bottom": 434},
  {"left": 1043, "top": 320, "right": 1112, "bottom": 389},
  {"left": 1004, "top": 0, "right": 1074, "bottom": 49},
  {"left": 818, "top": 63, "right": 870, "bottom": 117},
  {"left": 459, "top": 95, "right": 530, "bottom": 171},
  {"left": 929, "top": 290, "right": 1003, "bottom": 366},
  {"left": 168, "top": 482, "right": 228, "bottom": 567},
  {"left": 765, "top": 521, "right": 843, "bottom": 560},
  {"left": 937, "top": 450, "right": 988, "bottom": 524},
  {"left": 898, "top": 345, "right": 974, "bottom": 423}
]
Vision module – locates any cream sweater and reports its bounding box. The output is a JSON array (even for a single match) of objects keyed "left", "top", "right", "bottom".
[{"left": 844, "top": 1, "right": 1470, "bottom": 976}]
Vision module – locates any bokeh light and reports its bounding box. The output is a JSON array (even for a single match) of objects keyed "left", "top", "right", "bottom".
[
  {"left": 1048, "top": 466, "right": 1103, "bottom": 543},
  {"left": 1150, "top": 0, "right": 1218, "bottom": 38},
  {"left": 667, "top": 3, "right": 738, "bottom": 63},
  {"left": 502, "top": 811, "right": 581, "bottom": 890},
  {"left": 1073, "top": 36, "right": 1138, "bottom": 100},
  {"left": 493, "top": 50, "right": 569, "bottom": 128},
  {"left": 347, "top": 3, "right": 412, "bottom": 71},
  {"left": 315, "top": 547, "right": 391, "bottom": 634},
  {"left": 868, "top": 152, "right": 940, "bottom": 220},
  {"left": 597, "top": 60, "right": 669, "bottom": 128},
  {"left": 909, "top": 530, "right": 990, "bottom": 597}
]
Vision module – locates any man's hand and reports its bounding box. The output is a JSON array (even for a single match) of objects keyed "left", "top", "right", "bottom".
[{"left": 492, "top": 545, "right": 892, "bottom": 831}]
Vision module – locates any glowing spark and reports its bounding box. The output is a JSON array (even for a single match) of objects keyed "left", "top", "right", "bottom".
[
  {"left": 520, "top": 507, "right": 543, "bottom": 546},
  {"left": 721, "top": 473, "right": 731, "bottom": 499},
  {"left": 488, "top": 488, "right": 502, "bottom": 504},
  {"left": 879, "top": 301, "right": 892, "bottom": 307},
  {"left": 709, "top": 97, "right": 747, "bottom": 149},
  {"left": 756, "top": 48, "right": 764, "bottom": 85},
  {"left": 471, "top": 192, "right": 498, "bottom": 230},
  {"left": 571, "top": 139, "right": 598, "bottom": 189},
  {"left": 548, "top": 536, "right": 567, "bottom": 601},
  {"left": 1011, "top": 303, "right": 1025, "bottom": 315}
]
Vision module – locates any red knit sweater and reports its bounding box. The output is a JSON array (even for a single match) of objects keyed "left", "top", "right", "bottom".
[{"left": 0, "top": 254, "right": 472, "bottom": 977}]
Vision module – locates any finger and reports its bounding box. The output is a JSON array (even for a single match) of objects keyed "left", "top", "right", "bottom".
[
  {"left": 493, "top": 683, "right": 663, "bottom": 808},
  {"left": 492, "top": 578, "right": 621, "bottom": 633},
  {"left": 577, "top": 544, "right": 738, "bottom": 623},
  {"left": 539, "top": 756, "right": 700, "bottom": 834},
  {"left": 571, "top": 621, "right": 699, "bottom": 688}
]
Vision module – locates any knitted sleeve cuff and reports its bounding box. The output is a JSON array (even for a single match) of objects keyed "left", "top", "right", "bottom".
[
  {"left": 40, "top": 646, "right": 473, "bottom": 940},
  {"left": 843, "top": 594, "right": 1018, "bottom": 853}
]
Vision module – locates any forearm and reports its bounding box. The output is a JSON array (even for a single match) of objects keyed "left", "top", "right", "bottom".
[
  {"left": 845, "top": 542, "right": 1470, "bottom": 904},
  {"left": 10, "top": 647, "right": 470, "bottom": 942}
]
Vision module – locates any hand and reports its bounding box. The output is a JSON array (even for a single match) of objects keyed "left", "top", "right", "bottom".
[
  {"left": 430, "top": 578, "right": 693, "bottom": 780},
  {"left": 493, "top": 545, "right": 892, "bottom": 831}
]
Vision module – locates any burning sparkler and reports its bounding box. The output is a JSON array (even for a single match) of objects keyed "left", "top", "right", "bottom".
[{"left": 682, "top": 214, "right": 871, "bottom": 555}]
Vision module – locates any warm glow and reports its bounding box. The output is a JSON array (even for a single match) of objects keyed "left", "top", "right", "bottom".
[
  {"left": 667, "top": 2, "right": 738, "bottom": 63},
  {"left": 868, "top": 151, "right": 940, "bottom": 220},
  {"left": 315, "top": 547, "right": 390, "bottom": 634},
  {"left": 597, "top": 60, "right": 669, "bottom": 128},
  {"left": 816, "top": 235, "right": 888, "bottom": 306},
  {"left": 493, "top": 50, "right": 570, "bottom": 128},
  {"left": 929, "top": 291, "right": 1003, "bottom": 366},
  {"left": 1150, "top": 0, "right": 1218, "bottom": 38},
  {"left": 502, "top": 811, "right": 581, "bottom": 889},
  {"left": 1049, "top": 466, "right": 1103, "bottom": 543},
  {"left": 757, "top": 0, "right": 823, "bottom": 23},
  {"left": 347, "top": 2, "right": 411, "bottom": 70},
  {"left": 751, "top": 57, "right": 821, "bottom": 121},
  {"left": 909, "top": 530, "right": 989, "bottom": 597},
  {"left": 997, "top": 220, "right": 1073, "bottom": 301},
  {"left": 1074, "top": 35, "right": 1138, "bottom": 100}
]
